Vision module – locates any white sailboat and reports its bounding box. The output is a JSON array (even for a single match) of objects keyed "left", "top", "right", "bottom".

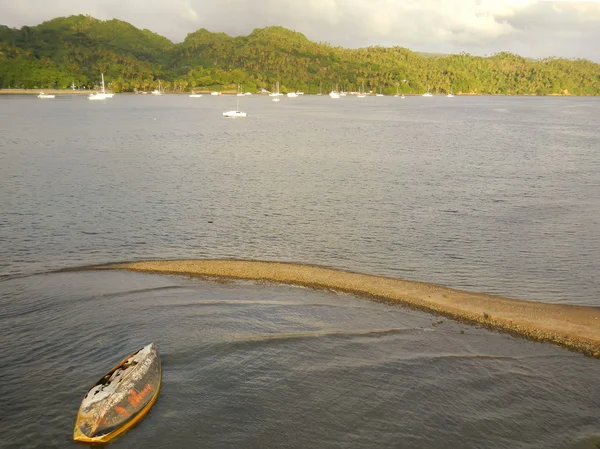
[
  {"left": 357, "top": 82, "right": 366, "bottom": 98},
  {"left": 88, "top": 73, "right": 109, "bottom": 100},
  {"left": 423, "top": 85, "right": 433, "bottom": 97},
  {"left": 189, "top": 90, "right": 202, "bottom": 98},
  {"left": 37, "top": 92, "right": 55, "bottom": 99},
  {"left": 151, "top": 81, "right": 165, "bottom": 96},
  {"left": 287, "top": 91, "right": 298, "bottom": 98},
  {"left": 317, "top": 82, "right": 323, "bottom": 96},
  {"left": 223, "top": 85, "right": 247, "bottom": 117},
  {"left": 272, "top": 82, "right": 281, "bottom": 102},
  {"left": 329, "top": 84, "right": 341, "bottom": 99},
  {"left": 447, "top": 87, "right": 454, "bottom": 98}
]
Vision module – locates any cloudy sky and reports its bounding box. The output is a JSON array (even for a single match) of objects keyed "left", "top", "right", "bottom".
[{"left": 2, "top": 0, "right": 600, "bottom": 61}]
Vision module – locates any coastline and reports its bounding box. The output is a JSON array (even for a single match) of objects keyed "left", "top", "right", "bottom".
[
  {"left": 87, "top": 259, "right": 600, "bottom": 357},
  {"left": 0, "top": 89, "right": 586, "bottom": 96}
]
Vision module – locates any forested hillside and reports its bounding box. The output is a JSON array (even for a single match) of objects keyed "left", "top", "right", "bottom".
[{"left": 1, "top": 14, "right": 599, "bottom": 95}]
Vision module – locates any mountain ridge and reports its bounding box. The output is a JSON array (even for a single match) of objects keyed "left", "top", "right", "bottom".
[{"left": 1, "top": 15, "right": 599, "bottom": 95}]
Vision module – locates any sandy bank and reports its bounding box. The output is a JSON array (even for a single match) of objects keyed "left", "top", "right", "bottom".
[{"left": 91, "top": 260, "right": 600, "bottom": 357}]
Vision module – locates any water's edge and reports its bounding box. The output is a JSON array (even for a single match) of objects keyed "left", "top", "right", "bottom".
[{"left": 57, "top": 259, "right": 600, "bottom": 358}]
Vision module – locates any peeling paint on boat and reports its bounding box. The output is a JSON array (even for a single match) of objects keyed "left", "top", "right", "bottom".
[{"left": 73, "top": 343, "right": 162, "bottom": 443}]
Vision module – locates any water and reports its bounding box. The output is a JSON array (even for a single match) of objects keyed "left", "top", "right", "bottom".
[{"left": 1, "top": 95, "right": 599, "bottom": 448}]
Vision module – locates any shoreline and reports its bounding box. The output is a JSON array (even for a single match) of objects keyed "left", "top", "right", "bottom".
[
  {"left": 82, "top": 259, "right": 600, "bottom": 357},
  {"left": 0, "top": 89, "right": 589, "bottom": 97}
]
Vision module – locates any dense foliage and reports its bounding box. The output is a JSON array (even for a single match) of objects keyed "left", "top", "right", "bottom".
[{"left": 1, "top": 15, "right": 599, "bottom": 95}]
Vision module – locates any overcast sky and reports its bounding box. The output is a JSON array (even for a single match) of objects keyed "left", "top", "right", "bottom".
[{"left": 2, "top": 0, "right": 600, "bottom": 61}]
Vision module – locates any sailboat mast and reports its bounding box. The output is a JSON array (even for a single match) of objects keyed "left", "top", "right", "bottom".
[{"left": 101, "top": 73, "right": 105, "bottom": 94}]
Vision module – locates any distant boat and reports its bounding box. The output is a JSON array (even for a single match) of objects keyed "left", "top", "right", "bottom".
[
  {"left": 376, "top": 87, "right": 384, "bottom": 97},
  {"left": 401, "top": 94, "right": 405, "bottom": 99},
  {"left": 423, "top": 85, "right": 433, "bottom": 97},
  {"left": 447, "top": 87, "right": 454, "bottom": 98},
  {"left": 37, "top": 92, "right": 55, "bottom": 99},
  {"left": 287, "top": 91, "right": 298, "bottom": 98},
  {"left": 88, "top": 73, "right": 109, "bottom": 100},
  {"left": 272, "top": 82, "right": 281, "bottom": 102},
  {"left": 330, "top": 84, "right": 341, "bottom": 99},
  {"left": 244, "top": 92, "right": 252, "bottom": 96},
  {"left": 189, "top": 90, "right": 202, "bottom": 98},
  {"left": 73, "top": 343, "right": 161, "bottom": 444},
  {"left": 358, "top": 82, "right": 366, "bottom": 98},
  {"left": 223, "top": 85, "right": 247, "bottom": 117},
  {"left": 210, "top": 91, "right": 221, "bottom": 96},
  {"left": 317, "top": 82, "right": 323, "bottom": 96},
  {"left": 151, "top": 81, "right": 165, "bottom": 96}
]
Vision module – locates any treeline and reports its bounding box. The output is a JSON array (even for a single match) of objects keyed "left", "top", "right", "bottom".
[{"left": 1, "top": 15, "right": 599, "bottom": 95}]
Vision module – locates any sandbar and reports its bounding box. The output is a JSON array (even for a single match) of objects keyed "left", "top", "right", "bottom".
[{"left": 93, "top": 259, "right": 600, "bottom": 357}]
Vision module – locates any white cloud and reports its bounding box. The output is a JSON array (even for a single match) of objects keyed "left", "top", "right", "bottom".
[{"left": 1, "top": 0, "right": 600, "bottom": 60}]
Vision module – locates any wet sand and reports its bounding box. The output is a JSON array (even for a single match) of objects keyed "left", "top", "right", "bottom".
[{"left": 94, "top": 260, "right": 600, "bottom": 357}]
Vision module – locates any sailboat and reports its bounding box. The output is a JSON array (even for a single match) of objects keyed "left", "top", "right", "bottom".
[
  {"left": 357, "top": 82, "right": 366, "bottom": 98},
  {"left": 447, "top": 87, "right": 454, "bottom": 98},
  {"left": 151, "top": 81, "right": 165, "bottom": 96},
  {"left": 376, "top": 86, "right": 384, "bottom": 97},
  {"left": 272, "top": 82, "right": 281, "bottom": 102},
  {"left": 223, "top": 85, "right": 247, "bottom": 117},
  {"left": 394, "top": 84, "right": 400, "bottom": 97},
  {"left": 88, "top": 73, "right": 109, "bottom": 100},
  {"left": 317, "top": 82, "right": 323, "bottom": 96},
  {"left": 329, "top": 84, "right": 340, "bottom": 99},
  {"left": 422, "top": 85, "right": 433, "bottom": 97},
  {"left": 37, "top": 92, "right": 55, "bottom": 99},
  {"left": 71, "top": 80, "right": 76, "bottom": 91},
  {"left": 189, "top": 90, "right": 202, "bottom": 98}
]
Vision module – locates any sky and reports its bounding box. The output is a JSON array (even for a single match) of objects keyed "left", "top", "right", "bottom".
[{"left": 2, "top": 0, "right": 600, "bottom": 61}]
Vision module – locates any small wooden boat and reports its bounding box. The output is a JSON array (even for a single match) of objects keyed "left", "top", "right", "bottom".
[{"left": 73, "top": 343, "right": 162, "bottom": 444}]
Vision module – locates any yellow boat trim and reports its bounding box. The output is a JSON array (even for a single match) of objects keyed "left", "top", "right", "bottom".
[{"left": 73, "top": 365, "right": 162, "bottom": 444}]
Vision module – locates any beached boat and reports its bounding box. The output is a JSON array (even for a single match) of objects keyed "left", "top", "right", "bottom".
[
  {"left": 73, "top": 343, "right": 162, "bottom": 444},
  {"left": 37, "top": 92, "right": 55, "bottom": 99}
]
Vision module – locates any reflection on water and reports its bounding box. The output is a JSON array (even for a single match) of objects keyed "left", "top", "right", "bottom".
[{"left": 1, "top": 270, "right": 599, "bottom": 448}]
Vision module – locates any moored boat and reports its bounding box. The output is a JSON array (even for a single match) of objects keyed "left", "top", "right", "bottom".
[{"left": 73, "top": 343, "right": 162, "bottom": 444}]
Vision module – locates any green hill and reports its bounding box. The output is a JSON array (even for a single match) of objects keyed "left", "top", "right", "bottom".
[{"left": 1, "top": 15, "right": 599, "bottom": 95}]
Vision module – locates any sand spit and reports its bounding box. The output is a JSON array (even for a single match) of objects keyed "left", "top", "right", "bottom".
[{"left": 94, "top": 260, "right": 600, "bottom": 357}]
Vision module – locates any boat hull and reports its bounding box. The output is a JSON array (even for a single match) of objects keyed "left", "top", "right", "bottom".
[{"left": 73, "top": 343, "right": 161, "bottom": 444}]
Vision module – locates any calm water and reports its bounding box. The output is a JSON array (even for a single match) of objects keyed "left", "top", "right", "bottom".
[{"left": 1, "top": 94, "right": 599, "bottom": 448}]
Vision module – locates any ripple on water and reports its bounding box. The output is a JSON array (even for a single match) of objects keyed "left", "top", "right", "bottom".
[{"left": 0, "top": 270, "right": 598, "bottom": 449}]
